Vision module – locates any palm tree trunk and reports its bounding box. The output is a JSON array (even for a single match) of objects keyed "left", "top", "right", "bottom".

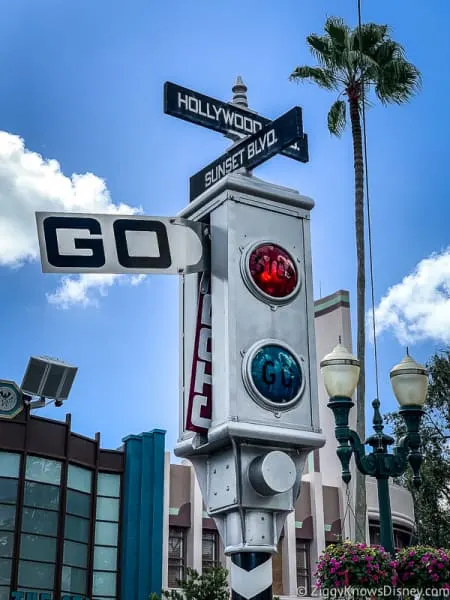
[{"left": 349, "top": 95, "right": 367, "bottom": 544}]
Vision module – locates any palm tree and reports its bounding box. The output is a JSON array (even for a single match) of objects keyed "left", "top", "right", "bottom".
[{"left": 290, "top": 17, "right": 421, "bottom": 542}]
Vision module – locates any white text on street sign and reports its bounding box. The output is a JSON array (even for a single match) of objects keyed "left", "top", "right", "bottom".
[
  {"left": 164, "top": 81, "right": 308, "bottom": 163},
  {"left": 189, "top": 106, "right": 304, "bottom": 201}
]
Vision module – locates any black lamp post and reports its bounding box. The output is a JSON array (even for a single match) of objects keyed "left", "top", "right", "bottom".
[{"left": 320, "top": 343, "right": 428, "bottom": 555}]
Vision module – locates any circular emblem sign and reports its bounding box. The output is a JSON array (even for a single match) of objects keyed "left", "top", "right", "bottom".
[
  {"left": 241, "top": 241, "right": 301, "bottom": 305},
  {"left": 242, "top": 340, "right": 305, "bottom": 410},
  {"left": 0, "top": 381, "right": 23, "bottom": 419}
]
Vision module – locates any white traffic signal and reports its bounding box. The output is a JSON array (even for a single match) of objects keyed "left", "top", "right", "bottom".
[{"left": 178, "top": 172, "right": 321, "bottom": 449}]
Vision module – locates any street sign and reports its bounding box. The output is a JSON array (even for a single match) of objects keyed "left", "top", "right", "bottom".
[
  {"left": 185, "top": 274, "right": 212, "bottom": 433},
  {"left": 36, "top": 212, "right": 208, "bottom": 274},
  {"left": 164, "top": 81, "right": 308, "bottom": 163},
  {"left": 189, "top": 107, "right": 304, "bottom": 201}
]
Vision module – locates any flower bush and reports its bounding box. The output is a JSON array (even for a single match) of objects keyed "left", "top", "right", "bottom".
[
  {"left": 395, "top": 546, "right": 450, "bottom": 590},
  {"left": 314, "top": 541, "right": 395, "bottom": 590}
]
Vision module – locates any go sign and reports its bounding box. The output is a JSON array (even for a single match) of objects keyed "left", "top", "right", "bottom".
[
  {"left": 242, "top": 339, "right": 305, "bottom": 410},
  {"left": 35, "top": 212, "right": 208, "bottom": 275}
]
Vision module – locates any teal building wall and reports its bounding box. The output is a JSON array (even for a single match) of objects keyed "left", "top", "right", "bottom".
[{"left": 120, "top": 429, "right": 166, "bottom": 599}]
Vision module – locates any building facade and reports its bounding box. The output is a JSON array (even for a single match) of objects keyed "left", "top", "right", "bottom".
[
  {"left": 0, "top": 411, "right": 165, "bottom": 600},
  {"left": 0, "top": 290, "right": 415, "bottom": 600}
]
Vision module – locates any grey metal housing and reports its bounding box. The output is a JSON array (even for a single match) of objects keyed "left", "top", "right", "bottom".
[{"left": 175, "top": 173, "right": 325, "bottom": 554}]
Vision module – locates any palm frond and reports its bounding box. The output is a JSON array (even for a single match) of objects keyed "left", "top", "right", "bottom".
[
  {"left": 375, "top": 59, "right": 422, "bottom": 104},
  {"left": 324, "top": 16, "right": 350, "bottom": 51},
  {"left": 289, "top": 65, "right": 339, "bottom": 91},
  {"left": 351, "top": 23, "right": 390, "bottom": 53},
  {"left": 373, "top": 40, "right": 406, "bottom": 66},
  {"left": 306, "top": 34, "right": 336, "bottom": 68},
  {"left": 327, "top": 99, "right": 347, "bottom": 136}
]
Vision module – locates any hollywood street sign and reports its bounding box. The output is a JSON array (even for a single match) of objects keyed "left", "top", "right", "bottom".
[
  {"left": 189, "top": 106, "right": 304, "bottom": 201},
  {"left": 164, "top": 81, "right": 308, "bottom": 164},
  {"left": 36, "top": 212, "right": 208, "bottom": 274}
]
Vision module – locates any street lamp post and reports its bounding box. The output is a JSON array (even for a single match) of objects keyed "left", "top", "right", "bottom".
[{"left": 320, "top": 343, "right": 428, "bottom": 555}]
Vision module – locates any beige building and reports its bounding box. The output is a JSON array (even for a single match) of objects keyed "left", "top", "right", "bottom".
[{"left": 162, "top": 290, "right": 415, "bottom": 598}]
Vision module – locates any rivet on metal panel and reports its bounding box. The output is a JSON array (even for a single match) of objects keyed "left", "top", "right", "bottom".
[
  {"left": 226, "top": 465, "right": 229, "bottom": 469},
  {"left": 240, "top": 349, "right": 246, "bottom": 357},
  {"left": 239, "top": 245, "right": 245, "bottom": 253},
  {"left": 213, "top": 469, "right": 217, "bottom": 474},
  {"left": 274, "top": 412, "right": 281, "bottom": 419},
  {"left": 270, "top": 305, "right": 277, "bottom": 312},
  {"left": 226, "top": 486, "right": 230, "bottom": 491}
]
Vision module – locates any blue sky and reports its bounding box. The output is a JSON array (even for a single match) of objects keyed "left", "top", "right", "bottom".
[{"left": 1, "top": 0, "right": 449, "bottom": 454}]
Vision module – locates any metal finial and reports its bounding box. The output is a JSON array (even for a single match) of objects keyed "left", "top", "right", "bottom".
[
  {"left": 338, "top": 335, "right": 342, "bottom": 344},
  {"left": 231, "top": 76, "right": 248, "bottom": 108},
  {"left": 406, "top": 346, "right": 409, "bottom": 356}
]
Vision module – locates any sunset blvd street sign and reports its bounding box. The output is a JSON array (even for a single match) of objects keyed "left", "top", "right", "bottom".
[
  {"left": 164, "top": 81, "right": 308, "bottom": 163},
  {"left": 189, "top": 106, "right": 304, "bottom": 201}
]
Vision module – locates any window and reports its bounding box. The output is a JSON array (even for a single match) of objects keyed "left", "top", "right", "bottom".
[
  {"left": 61, "top": 565, "right": 88, "bottom": 595},
  {"left": 97, "top": 472, "right": 120, "bottom": 498},
  {"left": 17, "top": 560, "right": 54, "bottom": 589},
  {"left": 202, "top": 530, "right": 219, "bottom": 570},
  {"left": 0, "top": 452, "right": 20, "bottom": 600},
  {"left": 20, "top": 465, "right": 61, "bottom": 593},
  {"left": 63, "top": 540, "right": 88, "bottom": 568},
  {"left": 25, "top": 456, "right": 62, "bottom": 485},
  {"left": 0, "top": 586, "right": 9, "bottom": 600},
  {"left": 23, "top": 482, "right": 60, "bottom": 511},
  {"left": 0, "top": 478, "right": 18, "bottom": 505},
  {"left": 0, "top": 534, "right": 14, "bottom": 558},
  {"left": 0, "top": 505, "right": 15, "bottom": 531},
  {"left": 66, "top": 489, "right": 91, "bottom": 518},
  {"left": 369, "top": 521, "right": 412, "bottom": 550},
  {"left": 168, "top": 527, "right": 186, "bottom": 588},
  {"left": 296, "top": 540, "right": 311, "bottom": 595},
  {"left": 93, "top": 472, "right": 121, "bottom": 598},
  {"left": 93, "top": 546, "right": 117, "bottom": 571},
  {"left": 0, "top": 452, "right": 20, "bottom": 478},
  {"left": 92, "top": 571, "right": 116, "bottom": 596},
  {"left": 20, "top": 534, "right": 57, "bottom": 563},
  {"left": 0, "top": 559, "right": 11, "bottom": 585},
  {"left": 94, "top": 521, "right": 118, "bottom": 546},
  {"left": 394, "top": 527, "right": 412, "bottom": 549},
  {"left": 67, "top": 464, "right": 92, "bottom": 494},
  {"left": 22, "top": 507, "right": 58, "bottom": 536},
  {"left": 96, "top": 497, "right": 119, "bottom": 522},
  {"left": 65, "top": 515, "right": 90, "bottom": 544},
  {"left": 62, "top": 465, "right": 93, "bottom": 597}
]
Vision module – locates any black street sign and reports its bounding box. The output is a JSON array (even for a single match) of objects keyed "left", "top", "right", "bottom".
[
  {"left": 164, "top": 81, "right": 308, "bottom": 164},
  {"left": 189, "top": 107, "right": 304, "bottom": 201}
]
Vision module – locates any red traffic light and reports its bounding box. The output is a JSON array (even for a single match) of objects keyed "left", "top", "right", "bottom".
[{"left": 246, "top": 243, "right": 299, "bottom": 300}]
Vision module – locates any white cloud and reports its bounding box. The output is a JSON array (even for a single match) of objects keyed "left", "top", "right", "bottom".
[
  {"left": 370, "top": 248, "right": 450, "bottom": 344},
  {"left": 0, "top": 130, "right": 144, "bottom": 307}
]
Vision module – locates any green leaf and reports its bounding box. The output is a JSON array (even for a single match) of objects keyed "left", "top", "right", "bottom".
[
  {"left": 324, "top": 17, "right": 350, "bottom": 51},
  {"left": 327, "top": 100, "right": 347, "bottom": 136},
  {"left": 375, "top": 59, "right": 422, "bottom": 104},
  {"left": 289, "top": 65, "right": 338, "bottom": 90}
]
